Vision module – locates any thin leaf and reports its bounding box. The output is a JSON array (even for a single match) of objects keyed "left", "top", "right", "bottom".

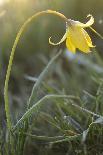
[
  {"left": 12, "top": 95, "right": 78, "bottom": 132},
  {"left": 27, "top": 50, "right": 62, "bottom": 108}
]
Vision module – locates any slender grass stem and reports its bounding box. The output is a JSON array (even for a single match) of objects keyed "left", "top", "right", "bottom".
[
  {"left": 90, "top": 26, "right": 103, "bottom": 40},
  {"left": 12, "top": 94, "right": 79, "bottom": 131},
  {"left": 27, "top": 49, "right": 62, "bottom": 108},
  {"left": 23, "top": 133, "right": 81, "bottom": 143}
]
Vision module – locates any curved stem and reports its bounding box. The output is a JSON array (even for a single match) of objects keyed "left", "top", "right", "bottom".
[{"left": 4, "top": 10, "right": 68, "bottom": 130}]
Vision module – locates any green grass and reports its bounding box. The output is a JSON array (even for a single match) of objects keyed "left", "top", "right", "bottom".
[
  {"left": 1, "top": 49, "right": 103, "bottom": 155},
  {"left": 1, "top": 7, "right": 103, "bottom": 155}
]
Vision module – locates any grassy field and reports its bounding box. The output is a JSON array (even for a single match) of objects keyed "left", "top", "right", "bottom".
[{"left": 0, "top": 0, "right": 103, "bottom": 155}]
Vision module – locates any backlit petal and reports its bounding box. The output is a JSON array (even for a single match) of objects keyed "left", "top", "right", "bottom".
[
  {"left": 69, "top": 27, "right": 90, "bottom": 53},
  {"left": 49, "top": 31, "right": 67, "bottom": 45},
  {"left": 77, "top": 15, "right": 94, "bottom": 28},
  {"left": 66, "top": 37, "right": 76, "bottom": 53},
  {"left": 82, "top": 29, "right": 95, "bottom": 47}
]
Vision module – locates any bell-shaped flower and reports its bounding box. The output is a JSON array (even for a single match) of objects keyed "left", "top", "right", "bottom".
[{"left": 49, "top": 15, "right": 95, "bottom": 53}]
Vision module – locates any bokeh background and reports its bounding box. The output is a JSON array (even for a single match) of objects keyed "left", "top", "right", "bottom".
[{"left": 1, "top": 0, "right": 103, "bottom": 154}]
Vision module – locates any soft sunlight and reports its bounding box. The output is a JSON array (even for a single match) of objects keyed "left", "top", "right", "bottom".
[
  {"left": 0, "top": 0, "right": 4, "bottom": 5},
  {"left": 0, "top": 0, "right": 27, "bottom": 6},
  {"left": 0, "top": 0, "right": 10, "bottom": 6}
]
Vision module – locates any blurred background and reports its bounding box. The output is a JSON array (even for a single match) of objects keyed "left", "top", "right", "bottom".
[{"left": 0, "top": 0, "right": 103, "bottom": 154}]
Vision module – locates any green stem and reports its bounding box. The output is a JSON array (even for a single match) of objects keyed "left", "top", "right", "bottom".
[
  {"left": 90, "top": 26, "right": 103, "bottom": 40},
  {"left": 4, "top": 10, "right": 68, "bottom": 131}
]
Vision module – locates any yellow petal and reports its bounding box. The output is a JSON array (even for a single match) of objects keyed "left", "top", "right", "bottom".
[
  {"left": 49, "top": 31, "right": 67, "bottom": 45},
  {"left": 69, "top": 27, "right": 90, "bottom": 53},
  {"left": 77, "top": 14, "right": 94, "bottom": 28},
  {"left": 82, "top": 28, "right": 95, "bottom": 47},
  {"left": 66, "top": 37, "right": 76, "bottom": 53}
]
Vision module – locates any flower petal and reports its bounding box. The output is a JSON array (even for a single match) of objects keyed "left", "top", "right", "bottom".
[
  {"left": 66, "top": 37, "right": 76, "bottom": 53},
  {"left": 77, "top": 14, "right": 94, "bottom": 28},
  {"left": 49, "top": 31, "right": 67, "bottom": 45},
  {"left": 82, "top": 29, "right": 95, "bottom": 47},
  {"left": 69, "top": 27, "right": 90, "bottom": 53}
]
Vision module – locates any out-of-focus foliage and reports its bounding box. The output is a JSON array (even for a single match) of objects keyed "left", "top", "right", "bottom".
[
  {"left": 0, "top": 0, "right": 103, "bottom": 56},
  {"left": 0, "top": 0, "right": 103, "bottom": 92},
  {"left": 1, "top": 0, "right": 103, "bottom": 155}
]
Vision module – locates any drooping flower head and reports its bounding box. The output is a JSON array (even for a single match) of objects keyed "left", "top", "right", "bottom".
[{"left": 49, "top": 15, "right": 95, "bottom": 53}]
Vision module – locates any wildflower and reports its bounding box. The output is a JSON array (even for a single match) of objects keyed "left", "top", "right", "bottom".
[{"left": 49, "top": 15, "right": 95, "bottom": 53}]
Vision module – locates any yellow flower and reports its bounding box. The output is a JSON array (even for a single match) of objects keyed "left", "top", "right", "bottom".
[{"left": 49, "top": 15, "right": 95, "bottom": 53}]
